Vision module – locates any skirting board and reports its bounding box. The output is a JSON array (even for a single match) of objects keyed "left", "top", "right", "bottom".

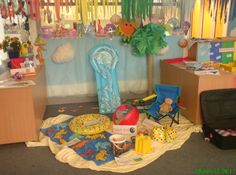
[{"left": 47, "top": 91, "right": 148, "bottom": 105}]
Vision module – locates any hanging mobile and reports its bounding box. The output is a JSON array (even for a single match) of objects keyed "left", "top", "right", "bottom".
[
  {"left": 65, "top": 0, "right": 69, "bottom": 13},
  {"left": 47, "top": 10, "right": 52, "bottom": 23},
  {"left": 1, "top": 0, "right": 7, "bottom": 19},
  {"left": 29, "top": 0, "right": 34, "bottom": 19},
  {"left": 8, "top": 1, "right": 12, "bottom": 23}
]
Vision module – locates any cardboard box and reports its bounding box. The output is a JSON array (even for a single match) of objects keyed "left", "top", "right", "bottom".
[
  {"left": 112, "top": 125, "right": 137, "bottom": 135},
  {"left": 10, "top": 67, "right": 36, "bottom": 76}
]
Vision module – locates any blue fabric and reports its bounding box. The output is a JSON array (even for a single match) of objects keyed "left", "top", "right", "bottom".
[
  {"left": 145, "top": 84, "right": 180, "bottom": 119},
  {"left": 69, "top": 132, "right": 114, "bottom": 166},
  {"left": 40, "top": 118, "right": 85, "bottom": 144},
  {"left": 42, "top": 35, "right": 183, "bottom": 97},
  {"left": 89, "top": 44, "right": 121, "bottom": 114},
  {"left": 40, "top": 118, "right": 115, "bottom": 166}
]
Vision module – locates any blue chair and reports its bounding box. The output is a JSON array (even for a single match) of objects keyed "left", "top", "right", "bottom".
[{"left": 145, "top": 84, "right": 181, "bottom": 126}]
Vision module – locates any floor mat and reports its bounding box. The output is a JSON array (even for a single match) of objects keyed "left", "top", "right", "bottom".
[{"left": 26, "top": 113, "right": 201, "bottom": 173}]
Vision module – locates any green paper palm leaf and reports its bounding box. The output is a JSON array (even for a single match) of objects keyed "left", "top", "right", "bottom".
[{"left": 131, "top": 23, "right": 167, "bottom": 56}]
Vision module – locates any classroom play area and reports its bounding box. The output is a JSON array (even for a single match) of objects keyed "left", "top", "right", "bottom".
[{"left": 0, "top": 0, "right": 236, "bottom": 174}]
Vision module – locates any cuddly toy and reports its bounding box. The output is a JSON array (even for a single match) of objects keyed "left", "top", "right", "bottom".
[{"left": 159, "top": 98, "right": 173, "bottom": 114}]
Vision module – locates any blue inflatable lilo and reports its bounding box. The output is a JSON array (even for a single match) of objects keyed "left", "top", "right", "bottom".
[{"left": 89, "top": 44, "right": 121, "bottom": 114}]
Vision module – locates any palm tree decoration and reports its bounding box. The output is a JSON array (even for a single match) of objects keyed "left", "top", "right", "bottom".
[
  {"left": 131, "top": 23, "right": 167, "bottom": 95},
  {"left": 120, "top": 0, "right": 167, "bottom": 95},
  {"left": 121, "top": 0, "right": 153, "bottom": 22}
]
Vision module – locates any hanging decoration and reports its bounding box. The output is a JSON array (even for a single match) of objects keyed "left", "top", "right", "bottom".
[
  {"left": 0, "top": 0, "right": 120, "bottom": 26},
  {"left": 118, "top": 19, "right": 136, "bottom": 44},
  {"left": 131, "top": 23, "right": 167, "bottom": 95},
  {"left": 131, "top": 23, "right": 167, "bottom": 56},
  {"left": 229, "top": 0, "right": 236, "bottom": 22},
  {"left": 7, "top": 1, "right": 13, "bottom": 23},
  {"left": 34, "top": 35, "right": 46, "bottom": 64},
  {"left": 121, "top": 0, "right": 153, "bottom": 22},
  {"left": 29, "top": 0, "right": 34, "bottom": 19},
  {"left": 55, "top": 0, "right": 60, "bottom": 22},
  {"left": 208, "top": 0, "right": 230, "bottom": 23},
  {"left": 181, "top": 21, "right": 191, "bottom": 35},
  {"left": 73, "top": 0, "right": 119, "bottom": 25},
  {"left": 34, "top": 0, "right": 40, "bottom": 21}
]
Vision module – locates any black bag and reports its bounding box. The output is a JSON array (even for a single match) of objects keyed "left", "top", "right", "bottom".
[{"left": 200, "top": 89, "right": 236, "bottom": 149}]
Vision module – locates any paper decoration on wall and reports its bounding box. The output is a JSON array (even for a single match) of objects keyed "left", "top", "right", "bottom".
[
  {"left": 131, "top": 23, "right": 167, "bottom": 56},
  {"left": 208, "top": 0, "right": 230, "bottom": 23},
  {"left": 121, "top": 0, "right": 153, "bottom": 22},
  {"left": 0, "top": 0, "right": 120, "bottom": 24},
  {"left": 210, "top": 42, "right": 235, "bottom": 64},
  {"left": 197, "top": 42, "right": 211, "bottom": 63},
  {"left": 210, "top": 42, "right": 222, "bottom": 62},
  {"left": 221, "top": 42, "right": 234, "bottom": 64},
  {"left": 52, "top": 43, "right": 74, "bottom": 64},
  {"left": 104, "top": 23, "right": 116, "bottom": 35},
  {"left": 119, "top": 19, "right": 136, "bottom": 44},
  {"left": 75, "top": 0, "right": 119, "bottom": 24}
]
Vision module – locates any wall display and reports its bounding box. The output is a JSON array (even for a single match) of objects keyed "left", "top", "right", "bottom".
[{"left": 210, "top": 42, "right": 222, "bottom": 62}]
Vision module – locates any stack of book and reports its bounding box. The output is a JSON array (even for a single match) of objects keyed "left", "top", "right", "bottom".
[{"left": 194, "top": 69, "right": 220, "bottom": 75}]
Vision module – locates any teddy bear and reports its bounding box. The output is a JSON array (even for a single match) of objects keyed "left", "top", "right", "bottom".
[{"left": 159, "top": 98, "right": 173, "bottom": 114}]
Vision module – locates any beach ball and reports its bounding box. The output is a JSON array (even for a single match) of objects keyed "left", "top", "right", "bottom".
[
  {"left": 178, "top": 38, "right": 188, "bottom": 48},
  {"left": 165, "top": 127, "right": 177, "bottom": 142},
  {"left": 110, "top": 14, "right": 121, "bottom": 25},
  {"left": 152, "top": 126, "right": 166, "bottom": 143},
  {"left": 113, "top": 104, "right": 139, "bottom": 125}
]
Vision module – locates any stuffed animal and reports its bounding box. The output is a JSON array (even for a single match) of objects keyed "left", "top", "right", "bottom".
[{"left": 159, "top": 98, "right": 173, "bottom": 114}]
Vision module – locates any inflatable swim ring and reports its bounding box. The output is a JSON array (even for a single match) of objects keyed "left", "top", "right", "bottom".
[{"left": 69, "top": 114, "right": 111, "bottom": 135}]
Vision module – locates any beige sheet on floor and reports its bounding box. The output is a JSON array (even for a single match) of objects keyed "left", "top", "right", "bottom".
[{"left": 26, "top": 113, "right": 202, "bottom": 173}]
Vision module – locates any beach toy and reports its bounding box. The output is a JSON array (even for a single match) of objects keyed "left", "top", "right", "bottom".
[
  {"left": 113, "top": 104, "right": 139, "bottom": 125},
  {"left": 165, "top": 127, "right": 177, "bottom": 142},
  {"left": 89, "top": 44, "right": 121, "bottom": 114},
  {"left": 109, "top": 134, "right": 129, "bottom": 156},
  {"left": 135, "top": 134, "right": 152, "bottom": 154},
  {"left": 152, "top": 126, "right": 166, "bottom": 143},
  {"left": 69, "top": 114, "right": 111, "bottom": 135}
]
